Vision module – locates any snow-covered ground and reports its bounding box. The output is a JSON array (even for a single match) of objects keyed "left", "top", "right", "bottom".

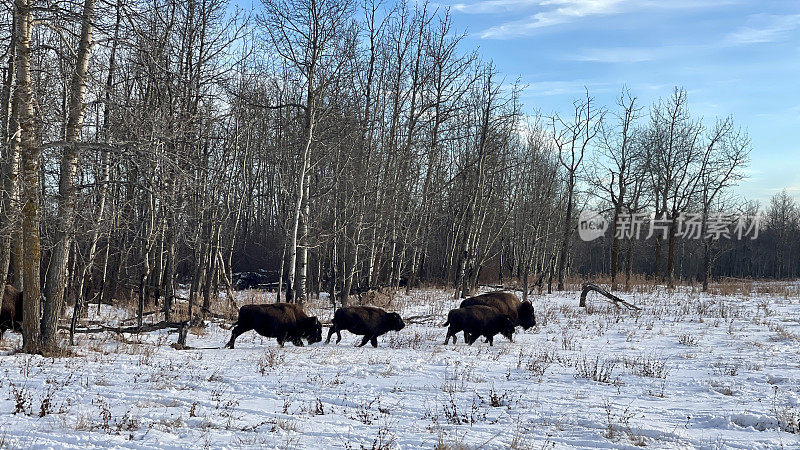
[{"left": 2, "top": 283, "right": 800, "bottom": 449}]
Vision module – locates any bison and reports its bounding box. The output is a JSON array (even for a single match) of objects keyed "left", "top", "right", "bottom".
[
  {"left": 443, "top": 305, "right": 515, "bottom": 346},
  {"left": 1, "top": 284, "right": 23, "bottom": 341},
  {"left": 325, "top": 306, "right": 405, "bottom": 347},
  {"left": 226, "top": 303, "right": 322, "bottom": 349},
  {"left": 459, "top": 291, "right": 535, "bottom": 330}
]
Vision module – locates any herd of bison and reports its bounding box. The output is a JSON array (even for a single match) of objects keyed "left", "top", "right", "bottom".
[{"left": 1, "top": 284, "right": 536, "bottom": 349}]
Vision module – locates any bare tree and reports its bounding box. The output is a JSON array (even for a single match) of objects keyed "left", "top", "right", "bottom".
[
  {"left": 41, "top": 0, "right": 96, "bottom": 351},
  {"left": 0, "top": 9, "right": 18, "bottom": 290},
  {"left": 589, "top": 88, "right": 642, "bottom": 290},
  {"left": 14, "top": 0, "right": 41, "bottom": 353},
  {"left": 697, "top": 118, "right": 750, "bottom": 290},
  {"left": 552, "top": 89, "right": 603, "bottom": 291},
  {"left": 260, "top": 0, "right": 355, "bottom": 303}
]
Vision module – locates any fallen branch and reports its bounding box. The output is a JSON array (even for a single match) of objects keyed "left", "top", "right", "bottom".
[
  {"left": 59, "top": 320, "right": 190, "bottom": 335},
  {"left": 403, "top": 314, "right": 441, "bottom": 325},
  {"left": 579, "top": 283, "right": 641, "bottom": 311},
  {"left": 119, "top": 310, "right": 160, "bottom": 324}
]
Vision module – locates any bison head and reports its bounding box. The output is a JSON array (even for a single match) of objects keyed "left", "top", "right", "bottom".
[
  {"left": 500, "top": 316, "right": 516, "bottom": 342},
  {"left": 388, "top": 312, "right": 405, "bottom": 332},
  {"left": 300, "top": 317, "right": 323, "bottom": 344},
  {"left": 518, "top": 301, "right": 536, "bottom": 329}
]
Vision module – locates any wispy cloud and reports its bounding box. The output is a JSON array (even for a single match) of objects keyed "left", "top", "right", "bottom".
[
  {"left": 725, "top": 14, "right": 800, "bottom": 44},
  {"left": 478, "top": 0, "right": 627, "bottom": 38},
  {"left": 522, "top": 79, "right": 616, "bottom": 97},
  {"left": 566, "top": 44, "right": 715, "bottom": 64},
  {"left": 571, "top": 46, "right": 663, "bottom": 63},
  {"left": 568, "top": 15, "right": 800, "bottom": 65},
  {"left": 461, "top": 0, "right": 739, "bottom": 39},
  {"left": 451, "top": 0, "right": 541, "bottom": 15}
]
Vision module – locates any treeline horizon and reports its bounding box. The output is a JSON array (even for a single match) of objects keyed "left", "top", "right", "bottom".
[{"left": 1, "top": 0, "right": 798, "bottom": 353}]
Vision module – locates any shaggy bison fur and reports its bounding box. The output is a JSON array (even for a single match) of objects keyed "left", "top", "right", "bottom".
[
  {"left": 325, "top": 306, "right": 405, "bottom": 347},
  {"left": 1, "top": 284, "right": 23, "bottom": 341},
  {"left": 443, "top": 305, "right": 515, "bottom": 346},
  {"left": 226, "top": 303, "right": 322, "bottom": 348},
  {"left": 459, "top": 291, "right": 536, "bottom": 330}
]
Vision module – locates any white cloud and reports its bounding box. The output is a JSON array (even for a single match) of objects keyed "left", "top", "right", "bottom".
[
  {"left": 725, "top": 14, "right": 800, "bottom": 45},
  {"left": 479, "top": 0, "right": 627, "bottom": 38},
  {"left": 522, "top": 79, "right": 615, "bottom": 97},
  {"left": 458, "top": 0, "right": 740, "bottom": 39}
]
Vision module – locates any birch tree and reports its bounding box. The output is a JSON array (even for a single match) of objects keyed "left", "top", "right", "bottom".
[
  {"left": 260, "top": 0, "right": 355, "bottom": 303},
  {"left": 40, "top": 0, "right": 96, "bottom": 351},
  {"left": 14, "top": 0, "right": 41, "bottom": 352}
]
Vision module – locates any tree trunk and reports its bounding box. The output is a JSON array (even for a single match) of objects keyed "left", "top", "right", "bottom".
[
  {"left": 202, "top": 226, "right": 219, "bottom": 317},
  {"left": 15, "top": 0, "right": 41, "bottom": 353},
  {"left": 665, "top": 216, "right": 677, "bottom": 288},
  {"left": 0, "top": 17, "right": 17, "bottom": 290},
  {"left": 610, "top": 192, "right": 623, "bottom": 291},
  {"left": 341, "top": 216, "right": 362, "bottom": 307},
  {"left": 286, "top": 126, "right": 312, "bottom": 303},
  {"left": 556, "top": 179, "right": 574, "bottom": 291},
  {"left": 277, "top": 240, "right": 286, "bottom": 302},
  {"left": 522, "top": 269, "right": 529, "bottom": 303},
  {"left": 701, "top": 210, "right": 711, "bottom": 291},
  {"left": 624, "top": 238, "right": 634, "bottom": 291},
  {"left": 163, "top": 230, "right": 176, "bottom": 320},
  {"left": 294, "top": 174, "right": 310, "bottom": 303},
  {"left": 41, "top": 0, "right": 96, "bottom": 351},
  {"left": 652, "top": 232, "right": 662, "bottom": 281}
]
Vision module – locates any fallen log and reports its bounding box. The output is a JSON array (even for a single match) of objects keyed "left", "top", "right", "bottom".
[
  {"left": 59, "top": 320, "right": 190, "bottom": 335},
  {"left": 579, "top": 283, "right": 641, "bottom": 311}
]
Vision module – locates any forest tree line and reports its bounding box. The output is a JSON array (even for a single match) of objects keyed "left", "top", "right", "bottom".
[{"left": 0, "top": 0, "right": 796, "bottom": 353}]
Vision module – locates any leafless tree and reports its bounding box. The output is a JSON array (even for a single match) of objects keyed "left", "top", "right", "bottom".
[{"left": 552, "top": 89, "right": 603, "bottom": 291}]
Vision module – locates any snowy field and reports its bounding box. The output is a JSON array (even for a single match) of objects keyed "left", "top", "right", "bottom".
[{"left": 2, "top": 283, "right": 800, "bottom": 449}]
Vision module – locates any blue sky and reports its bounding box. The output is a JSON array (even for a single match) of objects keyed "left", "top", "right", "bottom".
[
  {"left": 237, "top": 0, "right": 799, "bottom": 204},
  {"left": 439, "top": 0, "right": 800, "bottom": 204}
]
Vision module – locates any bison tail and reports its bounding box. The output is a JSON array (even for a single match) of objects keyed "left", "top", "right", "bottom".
[{"left": 441, "top": 319, "right": 450, "bottom": 327}]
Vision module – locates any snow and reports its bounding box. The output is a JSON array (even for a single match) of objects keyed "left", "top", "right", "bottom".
[{"left": 1, "top": 284, "right": 800, "bottom": 448}]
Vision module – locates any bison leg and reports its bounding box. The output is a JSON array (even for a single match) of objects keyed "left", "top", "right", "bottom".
[
  {"left": 335, "top": 328, "right": 342, "bottom": 344},
  {"left": 444, "top": 328, "right": 457, "bottom": 345},
  {"left": 225, "top": 325, "right": 248, "bottom": 349},
  {"left": 325, "top": 325, "right": 337, "bottom": 344},
  {"left": 291, "top": 337, "right": 304, "bottom": 347},
  {"left": 465, "top": 332, "right": 476, "bottom": 345},
  {"left": 358, "top": 335, "right": 371, "bottom": 347},
  {"left": 370, "top": 336, "right": 378, "bottom": 348}
]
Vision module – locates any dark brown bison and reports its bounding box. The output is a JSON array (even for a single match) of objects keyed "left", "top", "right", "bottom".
[
  {"left": 226, "top": 303, "right": 322, "bottom": 349},
  {"left": 443, "top": 305, "right": 515, "bottom": 346},
  {"left": 1, "top": 284, "right": 23, "bottom": 341},
  {"left": 460, "top": 291, "right": 536, "bottom": 329},
  {"left": 325, "top": 306, "right": 405, "bottom": 347}
]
